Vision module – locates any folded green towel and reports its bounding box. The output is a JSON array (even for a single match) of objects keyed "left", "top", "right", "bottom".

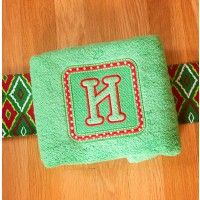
[{"left": 30, "top": 35, "right": 181, "bottom": 167}]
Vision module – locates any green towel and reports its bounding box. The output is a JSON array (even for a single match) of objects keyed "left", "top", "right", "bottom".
[{"left": 30, "top": 35, "right": 181, "bottom": 168}]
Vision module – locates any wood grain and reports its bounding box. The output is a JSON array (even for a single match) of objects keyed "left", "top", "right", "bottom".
[{"left": 3, "top": 0, "right": 198, "bottom": 199}]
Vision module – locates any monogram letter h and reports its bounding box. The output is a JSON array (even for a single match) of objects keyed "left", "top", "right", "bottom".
[{"left": 80, "top": 75, "right": 126, "bottom": 126}]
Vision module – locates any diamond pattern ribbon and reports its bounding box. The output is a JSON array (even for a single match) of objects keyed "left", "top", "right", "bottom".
[
  {"left": 2, "top": 74, "right": 36, "bottom": 137},
  {"left": 168, "top": 63, "right": 199, "bottom": 123},
  {"left": 2, "top": 63, "right": 199, "bottom": 138}
]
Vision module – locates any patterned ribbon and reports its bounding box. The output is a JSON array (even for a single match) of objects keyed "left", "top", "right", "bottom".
[
  {"left": 2, "top": 63, "right": 199, "bottom": 138},
  {"left": 168, "top": 63, "right": 199, "bottom": 123},
  {"left": 2, "top": 74, "right": 36, "bottom": 137}
]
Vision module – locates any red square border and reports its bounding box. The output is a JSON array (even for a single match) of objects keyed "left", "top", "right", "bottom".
[{"left": 63, "top": 60, "right": 144, "bottom": 141}]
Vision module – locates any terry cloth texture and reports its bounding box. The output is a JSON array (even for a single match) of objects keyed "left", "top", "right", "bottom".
[
  {"left": 2, "top": 63, "right": 199, "bottom": 138},
  {"left": 2, "top": 73, "right": 36, "bottom": 137},
  {"left": 30, "top": 35, "right": 181, "bottom": 167},
  {"left": 168, "top": 63, "right": 199, "bottom": 123}
]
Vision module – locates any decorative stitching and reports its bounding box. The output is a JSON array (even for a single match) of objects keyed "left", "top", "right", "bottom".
[
  {"left": 63, "top": 60, "right": 144, "bottom": 141},
  {"left": 80, "top": 75, "right": 126, "bottom": 126}
]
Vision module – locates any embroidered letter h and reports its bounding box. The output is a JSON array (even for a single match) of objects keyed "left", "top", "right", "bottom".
[{"left": 81, "top": 75, "right": 126, "bottom": 126}]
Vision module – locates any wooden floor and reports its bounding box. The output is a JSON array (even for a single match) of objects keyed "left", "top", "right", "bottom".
[{"left": 3, "top": 0, "right": 198, "bottom": 199}]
